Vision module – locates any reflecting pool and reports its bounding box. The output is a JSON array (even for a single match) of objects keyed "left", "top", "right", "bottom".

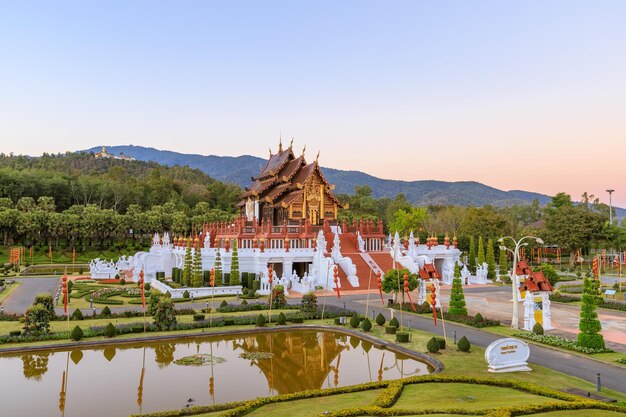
[{"left": 0, "top": 330, "right": 433, "bottom": 417}]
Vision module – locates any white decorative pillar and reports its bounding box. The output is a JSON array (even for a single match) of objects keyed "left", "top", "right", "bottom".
[
  {"left": 542, "top": 292, "right": 553, "bottom": 330},
  {"left": 523, "top": 291, "right": 536, "bottom": 331}
]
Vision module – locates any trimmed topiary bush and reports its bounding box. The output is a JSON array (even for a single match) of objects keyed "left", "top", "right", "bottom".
[
  {"left": 276, "top": 312, "right": 287, "bottom": 325},
  {"left": 349, "top": 314, "right": 360, "bottom": 328},
  {"left": 448, "top": 263, "right": 468, "bottom": 316},
  {"left": 182, "top": 290, "right": 190, "bottom": 299},
  {"left": 300, "top": 292, "right": 318, "bottom": 315},
  {"left": 389, "top": 316, "right": 399, "bottom": 328},
  {"left": 427, "top": 337, "right": 440, "bottom": 353},
  {"left": 71, "top": 308, "right": 84, "bottom": 321},
  {"left": 396, "top": 331, "right": 409, "bottom": 343},
  {"left": 375, "top": 313, "right": 386, "bottom": 326},
  {"left": 362, "top": 317, "right": 372, "bottom": 332},
  {"left": 220, "top": 300, "right": 228, "bottom": 308},
  {"left": 457, "top": 336, "right": 471, "bottom": 352},
  {"left": 577, "top": 276, "right": 605, "bottom": 350},
  {"left": 101, "top": 306, "right": 111, "bottom": 317},
  {"left": 473, "top": 313, "right": 484, "bottom": 324},
  {"left": 71, "top": 325, "right": 84, "bottom": 341},
  {"left": 104, "top": 322, "right": 117, "bottom": 338},
  {"left": 435, "top": 337, "right": 446, "bottom": 349},
  {"left": 256, "top": 314, "right": 266, "bottom": 327},
  {"left": 533, "top": 323, "right": 544, "bottom": 335},
  {"left": 385, "top": 325, "right": 397, "bottom": 334},
  {"left": 193, "top": 313, "right": 205, "bottom": 321},
  {"left": 241, "top": 299, "right": 248, "bottom": 305}
]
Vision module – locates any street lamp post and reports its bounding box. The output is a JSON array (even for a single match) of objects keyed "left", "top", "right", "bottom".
[
  {"left": 498, "top": 235, "right": 544, "bottom": 330},
  {"left": 606, "top": 189, "right": 615, "bottom": 225}
]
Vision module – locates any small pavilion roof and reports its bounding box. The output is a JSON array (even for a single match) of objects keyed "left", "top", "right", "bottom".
[{"left": 519, "top": 271, "right": 553, "bottom": 293}]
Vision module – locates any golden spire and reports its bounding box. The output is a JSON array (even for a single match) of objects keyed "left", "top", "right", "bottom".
[{"left": 278, "top": 135, "right": 283, "bottom": 152}]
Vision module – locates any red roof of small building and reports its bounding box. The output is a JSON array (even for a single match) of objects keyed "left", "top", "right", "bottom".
[
  {"left": 519, "top": 271, "right": 553, "bottom": 293},
  {"left": 419, "top": 263, "right": 441, "bottom": 279},
  {"left": 516, "top": 260, "right": 532, "bottom": 276}
]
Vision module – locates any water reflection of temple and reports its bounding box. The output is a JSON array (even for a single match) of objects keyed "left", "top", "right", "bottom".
[{"left": 232, "top": 331, "right": 345, "bottom": 394}]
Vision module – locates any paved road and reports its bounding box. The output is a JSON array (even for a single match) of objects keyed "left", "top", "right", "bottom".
[
  {"left": 1, "top": 277, "right": 58, "bottom": 314},
  {"left": 322, "top": 293, "right": 626, "bottom": 394}
]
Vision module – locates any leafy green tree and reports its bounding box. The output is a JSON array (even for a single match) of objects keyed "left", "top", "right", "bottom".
[
  {"left": 540, "top": 264, "right": 559, "bottom": 286},
  {"left": 499, "top": 247, "right": 508, "bottom": 280},
  {"left": 153, "top": 296, "right": 177, "bottom": 331},
  {"left": 182, "top": 239, "right": 192, "bottom": 286},
  {"left": 191, "top": 241, "right": 203, "bottom": 287},
  {"left": 23, "top": 304, "right": 50, "bottom": 335},
  {"left": 477, "top": 236, "right": 485, "bottom": 265},
  {"left": 381, "top": 268, "right": 418, "bottom": 297},
  {"left": 229, "top": 240, "right": 240, "bottom": 286},
  {"left": 388, "top": 207, "right": 428, "bottom": 236},
  {"left": 486, "top": 239, "right": 496, "bottom": 280},
  {"left": 542, "top": 202, "right": 604, "bottom": 265},
  {"left": 577, "top": 276, "right": 605, "bottom": 349},
  {"left": 468, "top": 236, "right": 476, "bottom": 273},
  {"left": 448, "top": 263, "right": 468, "bottom": 316}
]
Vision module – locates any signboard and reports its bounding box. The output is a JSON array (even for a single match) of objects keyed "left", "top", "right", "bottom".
[
  {"left": 484, "top": 338, "right": 531, "bottom": 373},
  {"left": 605, "top": 290, "right": 616, "bottom": 298}
]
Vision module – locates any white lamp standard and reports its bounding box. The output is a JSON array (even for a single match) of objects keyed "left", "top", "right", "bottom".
[
  {"left": 606, "top": 189, "right": 615, "bottom": 225},
  {"left": 498, "top": 235, "right": 544, "bottom": 329}
]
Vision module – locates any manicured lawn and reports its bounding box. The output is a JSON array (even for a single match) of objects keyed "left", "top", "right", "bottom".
[
  {"left": 0, "top": 280, "right": 20, "bottom": 303},
  {"left": 394, "top": 382, "right": 563, "bottom": 411},
  {"left": 245, "top": 389, "right": 383, "bottom": 417},
  {"left": 364, "top": 324, "right": 626, "bottom": 403},
  {"left": 531, "top": 410, "right": 626, "bottom": 416}
]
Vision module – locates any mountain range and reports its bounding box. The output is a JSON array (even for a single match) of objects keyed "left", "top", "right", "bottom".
[{"left": 86, "top": 145, "right": 556, "bottom": 208}]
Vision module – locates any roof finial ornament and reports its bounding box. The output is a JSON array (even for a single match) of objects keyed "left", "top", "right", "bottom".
[
  {"left": 278, "top": 133, "right": 283, "bottom": 152},
  {"left": 289, "top": 137, "right": 294, "bottom": 149},
  {"left": 315, "top": 151, "right": 320, "bottom": 164},
  {"left": 269, "top": 148, "right": 273, "bottom": 157},
  {"left": 302, "top": 145, "right": 306, "bottom": 157}
]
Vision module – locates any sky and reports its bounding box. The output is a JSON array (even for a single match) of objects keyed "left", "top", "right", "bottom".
[{"left": 1, "top": 1, "right": 625, "bottom": 206}]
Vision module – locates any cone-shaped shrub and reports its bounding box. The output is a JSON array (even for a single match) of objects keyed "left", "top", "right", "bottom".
[
  {"left": 533, "top": 323, "right": 544, "bottom": 335},
  {"left": 104, "top": 323, "right": 117, "bottom": 338},
  {"left": 362, "top": 317, "right": 372, "bottom": 332},
  {"left": 375, "top": 313, "right": 386, "bottom": 326},
  {"left": 191, "top": 243, "right": 203, "bottom": 287},
  {"left": 71, "top": 308, "right": 84, "bottom": 321},
  {"left": 241, "top": 299, "right": 248, "bottom": 305},
  {"left": 276, "top": 312, "right": 286, "bottom": 325},
  {"left": 182, "top": 290, "right": 190, "bottom": 299},
  {"left": 256, "top": 314, "right": 266, "bottom": 327},
  {"left": 473, "top": 313, "right": 484, "bottom": 323},
  {"left": 427, "top": 337, "right": 440, "bottom": 353},
  {"left": 448, "top": 263, "right": 468, "bottom": 316},
  {"left": 499, "top": 247, "right": 508, "bottom": 280},
  {"left": 71, "top": 325, "right": 84, "bottom": 341},
  {"left": 468, "top": 236, "right": 476, "bottom": 273},
  {"left": 457, "top": 336, "right": 471, "bottom": 352},
  {"left": 101, "top": 306, "right": 111, "bottom": 317},
  {"left": 229, "top": 240, "right": 240, "bottom": 286},
  {"left": 477, "top": 236, "right": 485, "bottom": 265},
  {"left": 220, "top": 300, "right": 228, "bottom": 308},
  {"left": 214, "top": 250, "right": 223, "bottom": 285},
  {"left": 486, "top": 239, "right": 496, "bottom": 280},
  {"left": 577, "top": 276, "right": 605, "bottom": 349},
  {"left": 349, "top": 314, "right": 360, "bottom": 328},
  {"left": 389, "top": 316, "right": 399, "bottom": 328},
  {"left": 182, "top": 239, "right": 192, "bottom": 286}
]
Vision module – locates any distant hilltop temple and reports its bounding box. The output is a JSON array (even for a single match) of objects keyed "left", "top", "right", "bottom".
[{"left": 94, "top": 146, "right": 136, "bottom": 161}]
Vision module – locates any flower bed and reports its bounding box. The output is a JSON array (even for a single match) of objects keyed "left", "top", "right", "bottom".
[
  {"left": 512, "top": 331, "right": 613, "bottom": 354},
  {"left": 391, "top": 302, "right": 500, "bottom": 328}
]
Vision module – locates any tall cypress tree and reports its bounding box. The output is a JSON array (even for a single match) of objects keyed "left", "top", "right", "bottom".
[
  {"left": 499, "top": 247, "right": 508, "bottom": 281},
  {"left": 191, "top": 240, "right": 203, "bottom": 287},
  {"left": 477, "top": 236, "right": 485, "bottom": 266},
  {"left": 229, "top": 240, "right": 240, "bottom": 285},
  {"left": 577, "top": 276, "right": 605, "bottom": 349},
  {"left": 486, "top": 239, "right": 496, "bottom": 280},
  {"left": 448, "top": 262, "right": 468, "bottom": 316},
  {"left": 182, "top": 239, "right": 192, "bottom": 287},
  {"left": 468, "top": 236, "right": 476, "bottom": 273},
  {"left": 214, "top": 250, "right": 223, "bottom": 286}
]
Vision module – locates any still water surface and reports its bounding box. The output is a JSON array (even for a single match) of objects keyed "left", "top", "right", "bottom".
[{"left": 0, "top": 330, "right": 432, "bottom": 417}]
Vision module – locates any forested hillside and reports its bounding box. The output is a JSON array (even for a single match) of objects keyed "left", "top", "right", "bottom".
[{"left": 0, "top": 152, "right": 240, "bottom": 250}]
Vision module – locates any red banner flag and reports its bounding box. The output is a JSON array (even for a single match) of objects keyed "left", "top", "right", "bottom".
[
  {"left": 376, "top": 271, "right": 384, "bottom": 306},
  {"left": 403, "top": 273, "right": 416, "bottom": 312},
  {"left": 333, "top": 265, "right": 341, "bottom": 299},
  {"left": 139, "top": 269, "right": 146, "bottom": 309},
  {"left": 430, "top": 283, "right": 437, "bottom": 326},
  {"left": 62, "top": 274, "right": 68, "bottom": 314}
]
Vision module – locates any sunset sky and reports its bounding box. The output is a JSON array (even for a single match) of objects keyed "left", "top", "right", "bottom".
[{"left": 1, "top": 1, "right": 625, "bottom": 205}]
